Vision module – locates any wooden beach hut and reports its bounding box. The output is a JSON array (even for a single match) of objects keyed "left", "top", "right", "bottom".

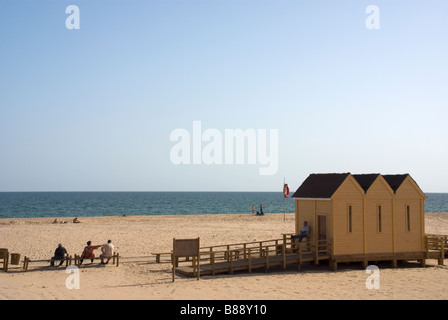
[{"left": 292, "top": 173, "right": 428, "bottom": 269}]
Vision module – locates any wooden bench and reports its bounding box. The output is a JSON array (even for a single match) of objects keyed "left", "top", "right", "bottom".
[
  {"left": 73, "top": 253, "right": 119, "bottom": 267},
  {"left": 23, "top": 256, "right": 73, "bottom": 272},
  {"left": 151, "top": 251, "right": 171, "bottom": 263},
  {"left": 151, "top": 251, "right": 197, "bottom": 264},
  {"left": 282, "top": 232, "right": 311, "bottom": 254}
]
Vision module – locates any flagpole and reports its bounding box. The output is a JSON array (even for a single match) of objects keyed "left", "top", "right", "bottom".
[{"left": 283, "top": 178, "right": 286, "bottom": 222}]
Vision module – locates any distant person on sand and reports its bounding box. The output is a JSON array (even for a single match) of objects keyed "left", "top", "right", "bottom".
[
  {"left": 73, "top": 217, "right": 80, "bottom": 223},
  {"left": 256, "top": 203, "right": 264, "bottom": 216},
  {"left": 50, "top": 243, "right": 68, "bottom": 266},
  {"left": 251, "top": 205, "right": 255, "bottom": 215},
  {"left": 80, "top": 241, "right": 101, "bottom": 264},
  {"left": 100, "top": 240, "right": 115, "bottom": 264},
  {"left": 52, "top": 219, "right": 58, "bottom": 224}
]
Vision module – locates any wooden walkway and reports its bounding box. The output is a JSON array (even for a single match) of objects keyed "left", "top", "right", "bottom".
[
  {"left": 175, "top": 238, "right": 331, "bottom": 277},
  {"left": 174, "top": 234, "right": 447, "bottom": 278}
]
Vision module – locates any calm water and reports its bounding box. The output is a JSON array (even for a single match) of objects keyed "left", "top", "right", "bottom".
[
  {"left": 0, "top": 192, "right": 295, "bottom": 219},
  {"left": 0, "top": 192, "right": 446, "bottom": 219}
]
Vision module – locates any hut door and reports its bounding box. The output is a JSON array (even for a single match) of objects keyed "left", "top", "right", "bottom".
[{"left": 317, "top": 215, "right": 327, "bottom": 251}]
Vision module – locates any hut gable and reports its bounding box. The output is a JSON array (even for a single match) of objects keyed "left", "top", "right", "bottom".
[
  {"left": 359, "top": 175, "right": 395, "bottom": 254},
  {"left": 352, "top": 174, "right": 380, "bottom": 193},
  {"left": 383, "top": 174, "right": 409, "bottom": 193},
  {"left": 354, "top": 174, "right": 395, "bottom": 198},
  {"left": 383, "top": 174, "right": 426, "bottom": 199},
  {"left": 331, "top": 174, "right": 365, "bottom": 199}
]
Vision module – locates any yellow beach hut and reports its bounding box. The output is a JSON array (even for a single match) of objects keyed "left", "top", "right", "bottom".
[{"left": 292, "top": 173, "right": 428, "bottom": 270}]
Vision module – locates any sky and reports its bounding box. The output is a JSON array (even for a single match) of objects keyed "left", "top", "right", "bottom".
[{"left": 0, "top": 0, "right": 447, "bottom": 192}]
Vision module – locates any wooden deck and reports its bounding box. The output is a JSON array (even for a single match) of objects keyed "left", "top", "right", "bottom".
[
  {"left": 176, "top": 252, "right": 329, "bottom": 277},
  {"left": 174, "top": 234, "right": 447, "bottom": 278},
  {"left": 175, "top": 237, "right": 331, "bottom": 277}
]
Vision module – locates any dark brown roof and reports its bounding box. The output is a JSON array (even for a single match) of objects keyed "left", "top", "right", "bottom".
[
  {"left": 293, "top": 173, "right": 415, "bottom": 199},
  {"left": 352, "top": 174, "right": 381, "bottom": 193},
  {"left": 382, "top": 174, "right": 409, "bottom": 192},
  {"left": 291, "top": 173, "right": 350, "bottom": 198}
]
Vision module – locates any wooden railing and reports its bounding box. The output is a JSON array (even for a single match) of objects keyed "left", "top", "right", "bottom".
[
  {"left": 173, "top": 237, "right": 332, "bottom": 276},
  {"left": 425, "top": 234, "right": 447, "bottom": 265}
]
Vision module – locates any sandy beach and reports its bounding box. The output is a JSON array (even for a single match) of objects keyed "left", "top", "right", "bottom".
[{"left": 0, "top": 212, "right": 447, "bottom": 300}]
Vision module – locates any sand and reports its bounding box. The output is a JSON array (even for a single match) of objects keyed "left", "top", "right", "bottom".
[{"left": 0, "top": 212, "right": 447, "bottom": 300}]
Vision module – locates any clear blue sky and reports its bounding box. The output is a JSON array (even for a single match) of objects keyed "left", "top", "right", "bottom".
[{"left": 1, "top": 0, "right": 447, "bottom": 192}]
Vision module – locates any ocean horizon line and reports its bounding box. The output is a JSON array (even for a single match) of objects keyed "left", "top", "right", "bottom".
[
  {"left": 1, "top": 192, "right": 447, "bottom": 219},
  {"left": 1, "top": 190, "right": 447, "bottom": 194},
  {"left": 0, "top": 190, "right": 286, "bottom": 193}
]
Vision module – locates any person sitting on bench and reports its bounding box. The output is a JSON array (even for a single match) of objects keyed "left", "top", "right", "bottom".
[
  {"left": 100, "top": 240, "right": 115, "bottom": 265},
  {"left": 292, "top": 221, "right": 309, "bottom": 242},
  {"left": 80, "top": 241, "right": 102, "bottom": 264},
  {"left": 50, "top": 243, "right": 69, "bottom": 266}
]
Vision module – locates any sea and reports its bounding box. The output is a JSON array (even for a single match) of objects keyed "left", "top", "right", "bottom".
[{"left": 0, "top": 192, "right": 447, "bottom": 219}]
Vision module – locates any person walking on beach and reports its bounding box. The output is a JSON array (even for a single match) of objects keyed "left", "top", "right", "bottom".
[
  {"left": 256, "top": 203, "right": 264, "bottom": 216},
  {"left": 80, "top": 241, "right": 101, "bottom": 264},
  {"left": 100, "top": 240, "right": 115, "bottom": 264},
  {"left": 251, "top": 205, "right": 255, "bottom": 215}
]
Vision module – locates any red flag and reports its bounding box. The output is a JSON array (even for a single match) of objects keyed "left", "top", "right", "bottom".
[{"left": 283, "top": 183, "right": 290, "bottom": 198}]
